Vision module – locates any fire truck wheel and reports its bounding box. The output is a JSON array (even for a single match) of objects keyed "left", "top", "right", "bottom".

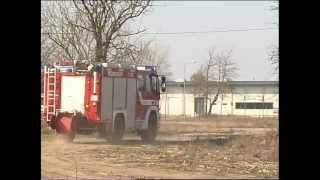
[
  {"left": 107, "top": 114, "right": 125, "bottom": 143},
  {"left": 97, "top": 124, "right": 106, "bottom": 138},
  {"left": 141, "top": 113, "right": 157, "bottom": 143},
  {"left": 62, "top": 116, "right": 77, "bottom": 143},
  {"left": 65, "top": 131, "right": 75, "bottom": 142}
]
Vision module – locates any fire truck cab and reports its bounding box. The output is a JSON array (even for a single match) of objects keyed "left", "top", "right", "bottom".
[{"left": 42, "top": 61, "right": 166, "bottom": 143}]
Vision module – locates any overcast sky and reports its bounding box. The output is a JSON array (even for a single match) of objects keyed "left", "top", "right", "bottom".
[{"left": 134, "top": 1, "right": 279, "bottom": 81}]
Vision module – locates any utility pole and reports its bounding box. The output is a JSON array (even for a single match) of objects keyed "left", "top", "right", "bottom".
[
  {"left": 164, "top": 91, "right": 167, "bottom": 121},
  {"left": 183, "top": 63, "right": 186, "bottom": 120},
  {"left": 206, "top": 65, "right": 209, "bottom": 115},
  {"left": 205, "top": 63, "right": 215, "bottom": 115},
  {"left": 231, "top": 87, "right": 234, "bottom": 115}
]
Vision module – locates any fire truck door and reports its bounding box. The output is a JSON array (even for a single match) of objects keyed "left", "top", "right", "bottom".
[
  {"left": 101, "top": 77, "right": 113, "bottom": 121},
  {"left": 126, "top": 78, "right": 136, "bottom": 129},
  {"left": 100, "top": 74, "right": 136, "bottom": 130},
  {"left": 113, "top": 78, "right": 126, "bottom": 110}
]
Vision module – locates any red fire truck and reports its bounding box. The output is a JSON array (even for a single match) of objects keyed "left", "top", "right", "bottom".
[{"left": 41, "top": 61, "right": 166, "bottom": 143}]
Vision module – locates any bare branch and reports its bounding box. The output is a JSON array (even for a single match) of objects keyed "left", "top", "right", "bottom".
[
  {"left": 190, "top": 47, "right": 239, "bottom": 115},
  {"left": 43, "top": 1, "right": 151, "bottom": 64}
]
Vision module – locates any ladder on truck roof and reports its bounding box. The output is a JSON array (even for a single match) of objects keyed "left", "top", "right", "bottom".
[{"left": 44, "top": 66, "right": 57, "bottom": 122}]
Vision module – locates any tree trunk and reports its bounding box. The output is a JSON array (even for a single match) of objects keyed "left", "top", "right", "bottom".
[
  {"left": 208, "top": 94, "right": 218, "bottom": 114},
  {"left": 95, "top": 41, "right": 104, "bottom": 62},
  {"left": 205, "top": 66, "right": 209, "bottom": 116},
  {"left": 209, "top": 90, "right": 222, "bottom": 115}
]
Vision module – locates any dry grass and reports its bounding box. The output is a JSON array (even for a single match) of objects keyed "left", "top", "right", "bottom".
[
  {"left": 42, "top": 133, "right": 278, "bottom": 178},
  {"left": 159, "top": 115, "right": 277, "bottom": 135},
  {"left": 41, "top": 125, "right": 52, "bottom": 138},
  {"left": 42, "top": 115, "right": 278, "bottom": 178}
]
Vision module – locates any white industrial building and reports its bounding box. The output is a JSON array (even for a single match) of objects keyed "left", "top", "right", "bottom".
[{"left": 160, "top": 81, "right": 279, "bottom": 117}]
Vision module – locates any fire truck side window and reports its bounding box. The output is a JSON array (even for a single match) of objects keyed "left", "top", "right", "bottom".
[
  {"left": 145, "top": 75, "right": 151, "bottom": 92},
  {"left": 137, "top": 75, "right": 145, "bottom": 91},
  {"left": 151, "top": 76, "right": 158, "bottom": 93},
  {"left": 156, "top": 76, "right": 159, "bottom": 92}
]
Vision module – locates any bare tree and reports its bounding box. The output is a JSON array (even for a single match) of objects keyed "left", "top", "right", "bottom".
[
  {"left": 132, "top": 40, "right": 172, "bottom": 78},
  {"left": 71, "top": 0, "right": 151, "bottom": 63},
  {"left": 41, "top": 1, "right": 171, "bottom": 76},
  {"left": 41, "top": 33, "right": 58, "bottom": 65},
  {"left": 42, "top": 1, "right": 97, "bottom": 63},
  {"left": 270, "top": 0, "right": 279, "bottom": 11},
  {"left": 205, "top": 48, "right": 238, "bottom": 115},
  {"left": 93, "top": 37, "right": 172, "bottom": 77},
  {"left": 41, "top": 3, "right": 59, "bottom": 65},
  {"left": 269, "top": 1, "right": 279, "bottom": 73},
  {"left": 42, "top": 1, "right": 151, "bottom": 63},
  {"left": 269, "top": 47, "right": 279, "bottom": 72}
]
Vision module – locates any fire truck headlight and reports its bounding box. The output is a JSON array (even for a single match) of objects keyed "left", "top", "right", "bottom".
[{"left": 93, "top": 102, "right": 96, "bottom": 106}]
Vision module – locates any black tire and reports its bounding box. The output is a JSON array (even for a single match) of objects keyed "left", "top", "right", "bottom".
[
  {"left": 97, "top": 124, "right": 106, "bottom": 139},
  {"left": 141, "top": 113, "right": 158, "bottom": 143},
  {"left": 65, "top": 131, "right": 75, "bottom": 142},
  {"left": 106, "top": 114, "right": 125, "bottom": 143},
  {"left": 60, "top": 115, "right": 76, "bottom": 143}
]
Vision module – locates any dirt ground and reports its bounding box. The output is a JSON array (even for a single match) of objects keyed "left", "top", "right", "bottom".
[{"left": 41, "top": 116, "right": 278, "bottom": 179}]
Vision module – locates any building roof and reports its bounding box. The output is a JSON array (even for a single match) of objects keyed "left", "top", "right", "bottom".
[
  {"left": 166, "top": 81, "right": 278, "bottom": 87},
  {"left": 165, "top": 80, "right": 278, "bottom": 94}
]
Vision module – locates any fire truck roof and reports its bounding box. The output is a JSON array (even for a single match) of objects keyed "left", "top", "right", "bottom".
[{"left": 43, "top": 63, "right": 158, "bottom": 73}]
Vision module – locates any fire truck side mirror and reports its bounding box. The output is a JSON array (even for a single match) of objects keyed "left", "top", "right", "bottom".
[{"left": 161, "top": 76, "right": 166, "bottom": 92}]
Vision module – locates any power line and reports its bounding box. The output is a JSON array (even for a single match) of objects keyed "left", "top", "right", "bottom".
[
  {"left": 41, "top": 27, "right": 277, "bottom": 35},
  {"left": 141, "top": 27, "right": 276, "bottom": 35}
]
